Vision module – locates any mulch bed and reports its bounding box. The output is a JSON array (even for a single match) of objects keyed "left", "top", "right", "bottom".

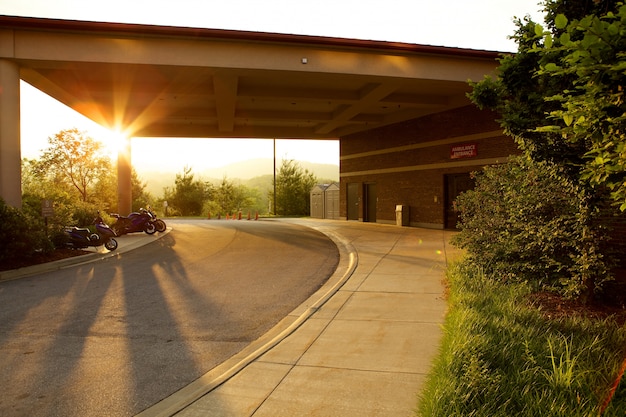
[
  {"left": 528, "top": 291, "right": 626, "bottom": 325},
  {"left": 0, "top": 249, "right": 91, "bottom": 272},
  {"left": 528, "top": 270, "right": 626, "bottom": 325}
]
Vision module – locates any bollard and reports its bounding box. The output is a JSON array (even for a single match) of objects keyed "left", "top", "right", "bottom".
[
  {"left": 247, "top": 211, "right": 251, "bottom": 220},
  {"left": 207, "top": 212, "right": 211, "bottom": 220},
  {"left": 255, "top": 211, "right": 259, "bottom": 220}
]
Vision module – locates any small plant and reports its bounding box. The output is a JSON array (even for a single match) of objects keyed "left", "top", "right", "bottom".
[{"left": 544, "top": 334, "right": 580, "bottom": 390}]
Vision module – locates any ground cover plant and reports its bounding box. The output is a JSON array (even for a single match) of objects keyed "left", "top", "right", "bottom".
[{"left": 416, "top": 262, "right": 626, "bottom": 417}]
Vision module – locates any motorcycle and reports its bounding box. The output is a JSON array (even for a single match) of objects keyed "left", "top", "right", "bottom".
[
  {"left": 145, "top": 206, "right": 166, "bottom": 233},
  {"left": 64, "top": 213, "right": 118, "bottom": 251},
  {"left": 110, "top": 208, "right": 157, "bottom": 236}
]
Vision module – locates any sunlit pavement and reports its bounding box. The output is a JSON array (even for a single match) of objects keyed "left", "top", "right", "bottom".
[
  {"left": 0, "top": 219, "right": 462, "bottom": 417},
  {"left": 142, "top": 219, "right": 461, "bottom": 417}
]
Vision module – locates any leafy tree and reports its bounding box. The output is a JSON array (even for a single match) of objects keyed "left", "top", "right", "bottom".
[
  {"left": 36, "top": 128, "right": 112, "bottom": 202},
  {"left": 130, "top": 169, "right": 153, "bottom": 212},
  {"left": 271, "top": 159, "right": 317, "bottom": 216},
  {"left": 164, "top": 166, "right": 212, "bottom": 216},
  {"left": 534, "top": 3, "right": 626, "bottom": 210},
  {"left": 209, "top": 177, "right": 258, "bottom": 215},
  {"left": 463, "top": 0, "right": 625, "bottom": 301}
]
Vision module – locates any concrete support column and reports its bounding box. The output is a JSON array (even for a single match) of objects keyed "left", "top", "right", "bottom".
[
  {"left": 117, "top": 136, "right": 132, "bottom": 215},
  {"left": 0, "top": 59, "right": 21, "bottom": 208}
]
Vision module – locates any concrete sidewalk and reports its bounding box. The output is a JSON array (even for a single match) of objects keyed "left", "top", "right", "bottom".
[{"left": 141, "top": 219, "right": 461, "bottom": 417}]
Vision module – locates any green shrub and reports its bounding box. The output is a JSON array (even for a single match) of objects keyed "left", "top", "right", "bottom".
[
  {"left": 452, "top": 156, "right": 611, "bottom": 299},
  {"left": 0, "top": 198, "right": 53, "bottom": 262}
]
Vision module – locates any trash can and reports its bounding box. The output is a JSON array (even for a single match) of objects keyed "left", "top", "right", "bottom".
[{"left": 395, "top": 205, "right": 409, "bottom": 226}]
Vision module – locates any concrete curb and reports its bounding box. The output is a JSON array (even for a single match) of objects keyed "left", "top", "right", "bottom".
[{"left": 0, "top": 229, "right": 171, "bottom": 283}]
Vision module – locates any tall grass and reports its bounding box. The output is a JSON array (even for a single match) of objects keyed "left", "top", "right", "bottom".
[{"left": 416, "top": 261, "right": 626, "bottom": 417}]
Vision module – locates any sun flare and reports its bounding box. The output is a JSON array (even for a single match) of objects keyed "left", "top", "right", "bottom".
[{"left": 103, "top": 127, "right": 130, "bottom": 160}]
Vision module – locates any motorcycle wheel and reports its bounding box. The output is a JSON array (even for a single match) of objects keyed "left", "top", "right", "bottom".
[
  {"left": 154, "top": 219, "right": 166, "bottom": 232},
  {"left": 144, "top": 222, "right": 157, "bottom": 235},
  {"left": 105, "top": 238, "right": 118, "bottom": 251}
]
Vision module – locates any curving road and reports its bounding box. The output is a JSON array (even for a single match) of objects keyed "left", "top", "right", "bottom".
[{"left": 0, "top": 219, "right": 339, "bottom": 417}]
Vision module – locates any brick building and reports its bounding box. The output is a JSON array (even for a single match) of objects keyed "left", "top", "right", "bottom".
[{"left": 340, "top": 105, "right": 519, "bottom": 229}]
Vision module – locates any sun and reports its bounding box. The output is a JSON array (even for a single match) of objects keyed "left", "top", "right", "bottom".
[{"left": 102, "top": 127, "right": 131, "bottom": 160}]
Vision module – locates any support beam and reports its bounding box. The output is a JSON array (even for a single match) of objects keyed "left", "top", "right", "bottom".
[
  {"left": 213, "top": 73, "right": 238, "bottom": 133},
  {"left": 117, "top": 136, "right": 132, "bottom": 215},
  {"left": 0, "top": 59, "right": 21, "bottom": 208},
  {"left": 315, "top": 82, "right": 399, "bottom": 135}
]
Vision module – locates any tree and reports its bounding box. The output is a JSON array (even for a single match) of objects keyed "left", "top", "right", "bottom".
[
  {"left": 463, "top": 0, "right": 624, "bottom": 301},
  {"left": 164, "top": 166, "right": 211, "bottom": 216},
  {"left": 130, "top": 169, "right": 154, "bottom": 212},
  {"left": 470, "top": 1, "right": 624, "bottom": 205},
  {"left": 209, "top": 177, "right": 255, "bottom": 215},
  {"left": 37, "top": 128, "right": 112, "bottom": 202},
  {"left": 534, "top": 3, "right": 626, "bottom": 210},
  {"left": 272, "top": 159, "right": 317, "bottom": 216}
]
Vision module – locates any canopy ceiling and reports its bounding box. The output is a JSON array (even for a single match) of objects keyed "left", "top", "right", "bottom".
[{"left": 0, "top": 16, "right": 501, "bottom": 139}]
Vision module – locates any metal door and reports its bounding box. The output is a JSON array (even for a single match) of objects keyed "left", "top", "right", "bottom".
[
  {"left": 364, "top": 183, "right": 377, "bottom": 223},
  {"left": 347, "top": 183, "right": 359, "bottom": 220}
]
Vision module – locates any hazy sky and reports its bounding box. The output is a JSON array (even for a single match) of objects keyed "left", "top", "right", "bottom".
[{"left": 2, "top": 0, "right": 545, "bottom": 173}]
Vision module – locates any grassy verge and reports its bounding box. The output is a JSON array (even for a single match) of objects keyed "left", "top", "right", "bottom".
[{"left": 417, "top": 261, "right": 626, "bottom": 417}]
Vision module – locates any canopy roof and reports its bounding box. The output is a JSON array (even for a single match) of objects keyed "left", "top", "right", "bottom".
[{"left": 0, "top": 15, "right": 501, "bottom": 139}]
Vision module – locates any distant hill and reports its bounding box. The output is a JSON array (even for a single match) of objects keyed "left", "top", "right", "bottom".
[{"left": 137, "top": 158, "right": 339, "bottom": 197}]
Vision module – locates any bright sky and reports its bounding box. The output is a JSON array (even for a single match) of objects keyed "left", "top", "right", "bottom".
[{"left": 2, "top": 0, "right": 545, "bottom": 173}]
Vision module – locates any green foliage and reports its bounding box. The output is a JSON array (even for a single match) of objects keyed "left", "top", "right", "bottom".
[
  {"left": 452, "top": 156, "right": 611, "bottom": 299},
  {"left": 210, "top": 177, "right": 262, "bottom": 216},
  {"left": 37, "top": 128, "right": 112, "bottom": 202},
  {"left": 465, "top": 0, "right": 626, "bottom": 302},
  {"left": 164, "top": 166, "right": 212, "bottom": 216},
  {"left": 470, "top": 1, "right": 626, "bottom": 210},
  {"left": 0, "top": 198, "right": 52, "bottom": 263},
  {"left": 417, "top": 261, "right": 626, "bottom": 417},
  {"left": 271, "top": 159, "right": 317, "bottom": 216},
  {"left": 130, "top": 169, "right": 153, "bottom": 212},
  {"left": 534, "top": 3, "right": 626, "bottom": 210},
  {"left": 468, "top": 15, "right": 587, "bottom": 172}
]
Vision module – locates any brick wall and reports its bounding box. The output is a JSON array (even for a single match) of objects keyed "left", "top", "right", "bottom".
[{"left": 340, "top": 105, "right": 520, "bottom": 228}]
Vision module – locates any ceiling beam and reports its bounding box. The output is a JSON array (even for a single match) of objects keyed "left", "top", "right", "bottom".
[
  {"left": 314, "top": 82, "right": 399, "bottom": 135},
  {"left": 212, "top": 73, "right": 238, "bottom": 133}
]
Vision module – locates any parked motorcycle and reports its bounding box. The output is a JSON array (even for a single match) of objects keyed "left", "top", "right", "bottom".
[
  {"left": 110, "top": 208, "right": 157, "bottom": 236},
  {"left": 64, "top": 213, "right": 118, "bottom": 251},
  {"left": 146, "top": 206, "right": 166, "bottom": 232}
]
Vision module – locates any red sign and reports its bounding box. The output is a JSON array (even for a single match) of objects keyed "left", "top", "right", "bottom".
[{"left": 450, "top": 143, "right": 477, "bottom": 159}]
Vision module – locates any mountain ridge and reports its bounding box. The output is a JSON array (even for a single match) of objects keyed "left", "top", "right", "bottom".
[{"left": 137, "top": 158, "right": 339, "bottom": 196}]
